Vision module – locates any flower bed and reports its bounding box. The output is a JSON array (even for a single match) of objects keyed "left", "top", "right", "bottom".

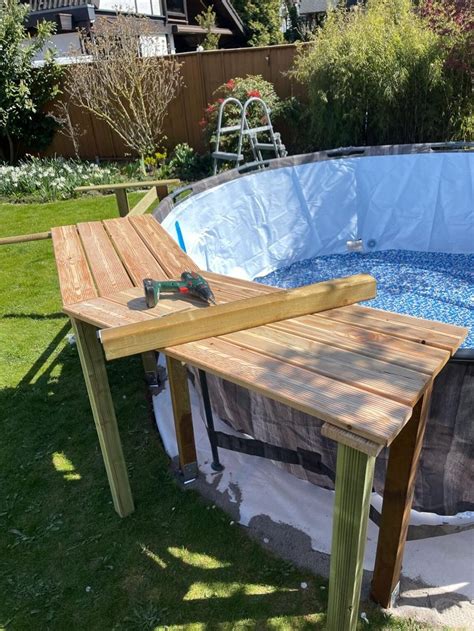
[{"left": 0, "top": 157, "right": 122, "bottom": 202}]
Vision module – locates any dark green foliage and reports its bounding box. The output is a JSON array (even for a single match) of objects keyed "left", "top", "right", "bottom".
[
  {"left": 196, "top": 5, "right": 221, "bottom": 50},
  {"left": 165, "top": 142, "right": 212, "bottom": 182},
  {"left": 232, "top": 0, "right": 284, "bottom": 46},
  {"left": 292, "top": 0, "right": 473, "bottom": 149},
  {"left": 0, "top": 0, "right": 63, "bottom": 162}
]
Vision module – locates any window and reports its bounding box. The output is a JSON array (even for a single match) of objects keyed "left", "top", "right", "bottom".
[{"left": 166, "top": 0, "right": 186, "bottom": 19}]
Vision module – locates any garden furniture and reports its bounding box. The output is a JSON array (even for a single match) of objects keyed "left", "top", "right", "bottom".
[{"left": 51, "top": 214, "right": 466, "bottom": 630}]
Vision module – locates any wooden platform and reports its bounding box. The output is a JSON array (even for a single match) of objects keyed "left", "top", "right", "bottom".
[{"left": 52, "top": 214, "right": 467, "bottom": 630}]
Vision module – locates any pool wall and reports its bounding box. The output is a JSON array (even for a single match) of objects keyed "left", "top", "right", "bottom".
[
  {"left": 154, "top": 144, "right": 474, "bottom": 516},
  {"left": 156, "top": 145, "right": 473, "bottom": 281}
]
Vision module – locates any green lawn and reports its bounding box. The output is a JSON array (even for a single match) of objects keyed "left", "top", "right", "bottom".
[{"left": 0, "top": 197, "right": 434, "bottom": 630}]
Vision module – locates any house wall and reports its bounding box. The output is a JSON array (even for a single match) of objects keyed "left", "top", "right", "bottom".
[{"left": 44, "top": 43, "right": 305, "bottom": 159}]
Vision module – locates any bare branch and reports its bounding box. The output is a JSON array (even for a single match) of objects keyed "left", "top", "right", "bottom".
[{"left": 64, "top": 15, "right": 183, "bottom": 162}]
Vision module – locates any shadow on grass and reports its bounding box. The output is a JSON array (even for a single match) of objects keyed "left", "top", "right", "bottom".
[
  {"left": 0, "top": 333, "right": 330, "bottom": 631},
  {"left": 0, "top": 322, "right": 418, "bottom": 631}
]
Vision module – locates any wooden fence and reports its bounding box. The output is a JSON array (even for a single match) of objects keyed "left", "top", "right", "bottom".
[{"left": 46, "top": 44, "right": 305, "bottom": 160}]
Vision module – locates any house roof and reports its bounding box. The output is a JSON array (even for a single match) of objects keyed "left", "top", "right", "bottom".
[
  {"left": 220, "top": 0, "right": 245, "bottom": 33},
  {"left": 186, "top": 0, "right": 245, "bottom": 35}
]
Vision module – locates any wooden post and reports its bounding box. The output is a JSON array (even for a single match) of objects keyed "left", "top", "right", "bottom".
[
  {"left": 141, "top": 350, "right": 159, "bottom": 386},
  {"left": 327, "top": 443, "right": 375, "bottom": 631},
  {"left": 72, "top": 319, "right": 134, "bottom": 517},
  {"left": 115, "top": 189, "right": 130, "bottom": 217},
  {"left": 371, "top": 387, "right": 432, "bottom": 607},
  {"left": 166, "top": 356, "right": 198, "bottom": 481},
  {"left": 155, "top": 184, "right": 169, "bottom": 201}
]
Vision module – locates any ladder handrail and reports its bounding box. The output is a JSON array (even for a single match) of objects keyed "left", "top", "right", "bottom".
[
  {"left": 242, "top": 97, "right": 280, "bottom": 164},
  {"left": 212, "top": 96, "right": 287, "bottom": 175},
  {"left": 213, "top": 98, "right": 245, "bottom": 175}
]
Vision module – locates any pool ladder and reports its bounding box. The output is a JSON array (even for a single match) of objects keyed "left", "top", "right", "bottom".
[{"left": 212, "top": 96, "right": 287, "bottom": 175}]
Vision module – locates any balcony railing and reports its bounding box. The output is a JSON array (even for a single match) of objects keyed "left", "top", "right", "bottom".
[{"left": 28, "top": 0, "right": 91, "bottom": 12}]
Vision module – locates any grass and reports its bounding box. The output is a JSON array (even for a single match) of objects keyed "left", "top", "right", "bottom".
[{"left": 0, "top": 196, "right": 437, "bottom": 630}]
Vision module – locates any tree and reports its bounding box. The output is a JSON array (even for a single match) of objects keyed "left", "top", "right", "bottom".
[
  {"left": 0, "top": 0, "right": 63, "bottom": 163},
  {"left": 232, "top": 0, "right": 284, "bottom": 46},
  {"left": 65, "top": 14, "right": 183, "bottom": 173},
  {"left": 196, "top": 4, "right": 221, "bottom": 50}
]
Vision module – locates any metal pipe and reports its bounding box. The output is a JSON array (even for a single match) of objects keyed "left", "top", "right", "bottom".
[{"left": 198, "top": 369, "right": 224, "bottom": 472}]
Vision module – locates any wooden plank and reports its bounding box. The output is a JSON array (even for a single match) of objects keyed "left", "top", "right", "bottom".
[
  {"left": 327, "top": 444, "right": 375, "bottom": 631},
  {"left": 128, "top": 187, "right": 158, "bottom": 216},
  {"left": 71, "top": 319, "right": 134, "bottom": 518},
  {"left": 0, "top": 231, "right": 51, "bottom": 245},
  {"left": 322, "top": 424, "right": 382, "bottom": 457},
  {"left": 106, "top": 287, "right": 207, "bottom": 316},
  {"left": 100, "top": 274, "right": 377, "bottom": 360},
  {"left": 270, "top": 316, "right": 450, "bottom": 377},
  {"left": 77, "top": 222, "right": 133, "bottom": 296},
  {"left": 202, "top": 271, "right": 280, "bottom": 295},
  {"left": 224, "top": 327, "right": 429, "bottom": 406},
  {"left": 350, "top": 304, "right": 468, "bottom": 339},
  {"left": 115, "top": 189, "right": 129, "bottom": 218},
  {"left": 320, "top": 305, "right": 465, "bottom": 352},
  {"left": 371, "top": 386, "right": 433, "bottom": 607},
  {"left": 75, "top": 179, "right": 180, "bottom": 192},
  {"left": 128, "top": 215, "right": 200, "bottom": 277},
  {"left": 51, "top": 225, "right": 97, "bottom": 305},
  {"left": 164, "top": 337, "right": 413, "bottom": 446},
  {"left": 103, "top": 218, "right": 168, "bottom": 284},
  {"left": 166, "top": 356, "right": 198, "bottom": 481},
  {"left": 65, "top": 297, "right": 150, "bottom": 329}
]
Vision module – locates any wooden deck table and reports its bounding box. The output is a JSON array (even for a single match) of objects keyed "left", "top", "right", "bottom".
[{"left": 51, "top": 215, "right": 467, "bottom": 630}]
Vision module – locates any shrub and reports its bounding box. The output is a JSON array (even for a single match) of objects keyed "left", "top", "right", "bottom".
[
  {"left": 196, "top": 6, "right": 221, "bottom": 50},
  {"left": 418, "top": 0, "right": 473, "bottom": 140},
  {"left": 200, "top": 75, "right": 285, "bottom": 160},
  {"left": 0, "top": 157, "right": 121, "bottom": 202},
  {"left": 0, "top": 0, "right": 63, "bottom": 163},
  {"left": 159, "top": 144, "right": 212, "bottom": 182},
  {"left": 291, "top": 0, "right": 473, "bottom": 149}
]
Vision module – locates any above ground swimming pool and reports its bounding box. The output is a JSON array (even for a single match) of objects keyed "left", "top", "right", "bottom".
[{"left": 154, "top": 144, "right": 474, "bottom": 515}]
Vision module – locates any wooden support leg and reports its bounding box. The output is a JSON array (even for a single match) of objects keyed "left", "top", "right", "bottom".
[
  {"left": 371, "top": 387, "right": 432, "bottom": 607},
  {"left": 141, "top": 350, "right": 159, "bottom": 387},
  {"left": 72, "top": 319, "right": 134, "bottom": 517},
  {"left": 166, "top": 356, "right": 198, "bottom": 481},
  {"left": 327, "top": 444, "right": 375, "bottom": 631},
  {"left": 115, "top": 189, "right": 130, "bottom": 217}
]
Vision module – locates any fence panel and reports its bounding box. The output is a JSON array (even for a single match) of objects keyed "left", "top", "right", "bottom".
[{"left": 45, "top": 44, "right": 303, "bottom": 160}]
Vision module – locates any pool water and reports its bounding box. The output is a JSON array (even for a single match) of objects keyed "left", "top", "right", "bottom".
[{"left": 255, "top": 250, "right": 474, "bottom": 349}]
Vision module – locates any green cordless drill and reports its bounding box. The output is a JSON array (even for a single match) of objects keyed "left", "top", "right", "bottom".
[{"left": 143, "top": 271, "right": 216, "bottom": 308}]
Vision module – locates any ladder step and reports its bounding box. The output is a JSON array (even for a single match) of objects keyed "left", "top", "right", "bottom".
[
  {"left": 219, "top": 125, "right": 242, "bottom": 134},
  {"left": 242, "top": 125, "right": 272, "bottom": 135},
  {"left": 212, "top": 151, "right": 244, "bottom": 161},
  {"left": 254, "top": 143, "right": 278, "bottom": 151}
]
